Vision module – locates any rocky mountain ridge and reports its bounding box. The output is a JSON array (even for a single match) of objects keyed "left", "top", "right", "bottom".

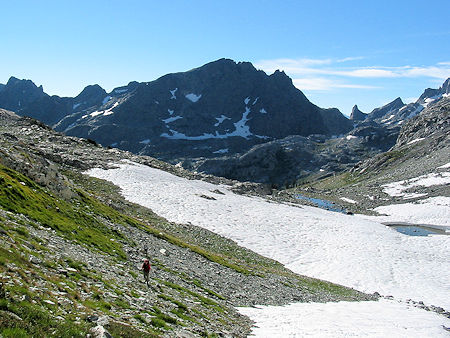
[
  {"left": 1, "top": 64, "right": 448, "bottom": 187},
  {"left": 352, "top": 78, "right": 450, "bottom": 126}
]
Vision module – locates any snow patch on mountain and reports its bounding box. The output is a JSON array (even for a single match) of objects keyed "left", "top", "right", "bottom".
[
  {"left": 382, "top": 172, "right": 450, "bottom": 197},
  {"left": 170, "top": 88, "right": 177, "bottom": 99},
  {"left": 438, "top": 162, "right": 450, "bottom": 169},
  {"left": 372, "top": 196, "right": 450, "bottom": 226},
  {"left": 214, "top": 115, "right": 231, "bottom": 127},
  {"left": 185, "top": 93, "right": 202, "bottom": 102},
  {"left": 407, "top": 138, "right": 425, "bottom": 145},
  {"left": 162, "top": 116, "right": 182, "bottom": 124},
  {"left": 90, "top": 101, "right": 119, "bottom": 117},
  {"left": 161, "top": 107, "right": 254, "bottom": 140},
  {"left": 239, "top": 299, "right": 450, "bottom": 337},
  {"left": 340, "top": 197, "right": 357, "bottom": 204},
  {"left": 213, "top": 148, "right": 229, "bottom": 154}
]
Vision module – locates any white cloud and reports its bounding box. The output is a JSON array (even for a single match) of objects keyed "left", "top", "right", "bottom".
[
  {"left": 255, "top": 57, "right": 450, "bottom": 91},
  {"left": 337, "top": 56, "right": 365, "bottom": 63},
  {"left": 293, "top": 78, "right": 377, "bottom": 91}
]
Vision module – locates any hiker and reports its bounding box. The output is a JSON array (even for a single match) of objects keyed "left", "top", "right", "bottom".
[{"left": 141, "top": 259, "right": 151, "bottom": 286}]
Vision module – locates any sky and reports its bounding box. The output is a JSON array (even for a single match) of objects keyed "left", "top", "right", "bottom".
[{"left": 2, "top": 0, "right": 450, "bottom": 116}]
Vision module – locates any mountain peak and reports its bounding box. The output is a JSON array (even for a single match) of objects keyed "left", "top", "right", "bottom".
[
  {"left": 440, "top": 77, "right": 450, "bottom": 93},
  {"left": 75, "top": 84, "right": 107, "bottom": 104},
  {"left": 6, "top": 76, "right": 44, "bottom": 93},
  {"left": 6, "top": 76, "right": 21, "bottom": 86},
  {"left": 392, "top": 97, "right": 404, "bottom": 105},
  {"left": 350, "top": 105, "right": 367, "bottom": 121}
]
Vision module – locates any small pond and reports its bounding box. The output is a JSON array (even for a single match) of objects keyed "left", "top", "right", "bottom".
[
  {"left": 295, "top": 194, "right": 347, "bottom": 214},
  {"left": 385, "top": 224, "right": 448, "bottom": 237}
]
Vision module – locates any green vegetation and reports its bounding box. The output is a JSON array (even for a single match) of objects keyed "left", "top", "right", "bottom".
[
  {"left": 106, "top": 321, "right": 159, "bottom": 338},
  {"left": 133, "top": 313, "right": 147, "bottom": 324},
  {"left": 162, "top": 280, "right": 223, "bottom": 312},
  {"left": 297, "top": 276, "right": 363, "bottom": 300},
  {"left": 193, "top": 279, "right": 226, "bottom": 300},
  {"left": 0, "top": 165, "right": 127, "bottom": 259},
  {"left": 297, "top": 171, "right": 363, "bottom": 191},
  {"left": 0, "top": 298, "right": 89, "bottom": 337}
]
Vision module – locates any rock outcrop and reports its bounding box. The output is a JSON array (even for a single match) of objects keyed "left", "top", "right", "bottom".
[{"left": 349, "top": 105, "right": 367, "bottom": 121}]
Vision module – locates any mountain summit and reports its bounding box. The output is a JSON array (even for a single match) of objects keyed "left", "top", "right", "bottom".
[
  {"left": 349, "top": 105, "right": 367, "bottom": 121},
  {"left": 54, "top": 58, "right": 352, "bottom": 161}
]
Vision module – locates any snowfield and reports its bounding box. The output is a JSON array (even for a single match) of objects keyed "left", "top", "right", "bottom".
[
  {"left": 86, "top": 161, "right": 450, "bottom": 337},
  {"left": 238, "top": 299, "right": 449, "bottom": 338}
]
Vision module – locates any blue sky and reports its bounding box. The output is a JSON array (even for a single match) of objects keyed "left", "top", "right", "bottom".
[{"left": 2, "top": 0, "right": 449, "bottom": 116}]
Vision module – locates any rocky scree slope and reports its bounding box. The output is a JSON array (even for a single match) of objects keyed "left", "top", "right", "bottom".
[
  {"left": 186, "top": 124, "right": 400, "bottom": 189},
  {"left": 283, "top": 96, "right": 450, "bottom": 215},
  {"left": 0, "top": 109, "right": 372, "bottom": 337}
]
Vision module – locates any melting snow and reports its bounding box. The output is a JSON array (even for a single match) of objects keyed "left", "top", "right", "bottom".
[
  {"left": 382, "top": 172, "right": 450, "bottom": 197},
  {"left": 139, "top": 139, "right": 150, "bottom": 145},
  {"left": 162, "top": 116, "right": 182, "bottom": 124},
  {"left": 381, "top": 114, "right": 396, "bottom": 123},
  {"left": 160, "top": 130, "right": 217, "bottom": 140},
  {"left": 72, "top": 103, "right": 81, "bottom": 110},
  {"left": 231, "top": 107, "right": 251, "bottom": 138},
  {"left": 371, "top": 196, "right": 450, "bottom": 226},
  {"left": 185, "top": 93, "right": 202, "bottom": 102},
  {"left": 90, "top": 110, "right": 104, "bottom": 117},
  {"left": 423, "top": 95, "right": 441, "bottom": 107},
  {"left": 238, "top": 299, "right": 450, "bottom": 338},
  {"left": 170, "top": 88, "right": 178, "bottom": 99},
  {"left": 214, "top": 115, "right": 231, "bottom": 127},
  {"left": 346, "top": 135, "right": 358, "bottom": 140},
  {"left": 90, "top": 102, "right": 119, "bottom": 117},
  {"left": 438, "top": 162, "right": 450, "bottom": 169},
  {"left": 252, "top": 97, "right": 259, "bottom": 105},
  {"left": 103, "top": 102, "right": 119, "bottom": 116},
  {"left": 244, "top": 97, "right": 250, "bottom": 105},
  {"left": 168, "top": 109, "right": 174, "bottom": 115},
  {"left": 161, "top": 107, "right": 253, "bottom": 140},
  {"left": 340, "top": 197, "right": 357, "bottom": 204},
  {"left": 86, "top": 161, "right": 450, "bottom": 336},
  {"left": 113, "top": 88, "right": 128, "bottom": 94},
  {"left": 213, "top": 148, "right": 229, "bottom": 154},
  {"left": 260, "top": 108, "right": 267, "bottom": 114},
  {"left": 407, "top": 138, "right": 425, "bottom": 145}
]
